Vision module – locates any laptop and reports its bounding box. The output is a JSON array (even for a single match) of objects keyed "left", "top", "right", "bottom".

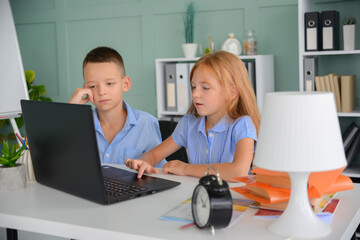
[{"left": 20, "top": 100, "right": 180, "bottom": 204}]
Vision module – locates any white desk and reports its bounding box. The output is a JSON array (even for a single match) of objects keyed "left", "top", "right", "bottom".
[{"left": 0, "top": 166, "right": 359, "bottom": 240}]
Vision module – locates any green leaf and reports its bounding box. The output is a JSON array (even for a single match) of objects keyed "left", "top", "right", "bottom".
[
  {"left": 29, "top": 90, "right": 37, "bottom": 101},
  {"left": 39, "top": 96, "right": 52, "bottom": 102},
  {"left": 12, "top": 145, "right": 25, "bottom": 158},
  {"left": 10, "top": 144, "right": 16, "bottom": 156},
  {"left": 0, "top": 156, "right": 10, "bottom": 164},
  {"left": 2, "top": 140, "right": 10, "bottom": 158},
  {"left": 9, "top": 156, "right": 20, "bottom": 162},
  {"left": 1, "top": 140, "right": 25, "bottom": 166},
  {"left": 25, "top": 70, "right": 35, "bottom": 84},
  {"left": 32, "top": 85, "right": 46, "bottom": 93}
]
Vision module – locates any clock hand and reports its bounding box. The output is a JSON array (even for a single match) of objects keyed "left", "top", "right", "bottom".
[
  {"left": 201, "top": 196, "right": 208, "bottom": 208},
  {"left": 200, "top": 195, "right": 205, "bottom": 205}
]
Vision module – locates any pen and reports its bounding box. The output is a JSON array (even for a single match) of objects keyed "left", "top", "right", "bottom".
[
  {"left": 14, "top": 132, "right": 24, "bottom": 146},
  {"left": 180, "top": 222, "right": 195, "bottom": 230},
  {"left": 14, "top": 131, "right": 27, "bottom": 149}
]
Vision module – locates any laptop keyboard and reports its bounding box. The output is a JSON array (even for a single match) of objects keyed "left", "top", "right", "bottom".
[{"left": 103, "top": 179, "right": 146, "bottom": 197}]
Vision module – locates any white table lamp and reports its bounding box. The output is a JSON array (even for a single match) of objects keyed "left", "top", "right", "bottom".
[{"left": 253, "top": 92, "right": 347, "bottom": 238}]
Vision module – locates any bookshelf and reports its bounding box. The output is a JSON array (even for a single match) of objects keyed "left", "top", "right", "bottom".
[
  {"left": 155, "top": 55, "right": 274, "bottom": 119},
  {"left": 298, "top": 0, "right": 360, "bottom": 117},
  {"left": 298, "top": 0, "right": 360, "bottom": 178}
]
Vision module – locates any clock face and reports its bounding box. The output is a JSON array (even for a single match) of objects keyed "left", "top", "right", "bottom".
[{"left": 192, "top": 185, "right": 210, "bottom": 228}]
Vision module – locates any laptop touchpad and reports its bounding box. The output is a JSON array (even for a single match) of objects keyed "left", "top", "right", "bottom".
[{"left": 102, "top": 165, "right": 137, "bottom": 178}]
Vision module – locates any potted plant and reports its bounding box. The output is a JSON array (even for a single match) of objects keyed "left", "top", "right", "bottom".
[
  {"left": 343, "top": 17, "right": 357, "bottom": 50},
  {"left": 0, "top": 140, "right": 26, "bottom": 191},
  {"left": 182, "top": 2, "right": 197, "bottom": 58}
]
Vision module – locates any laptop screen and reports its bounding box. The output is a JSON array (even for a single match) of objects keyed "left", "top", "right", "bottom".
[{"left": 21, "top": 100, "right": 107, "bottom": 203}]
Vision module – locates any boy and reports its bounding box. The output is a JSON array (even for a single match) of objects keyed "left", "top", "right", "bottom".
[{"left": 69, "top": 46, "right": 166, "bottom": 167}]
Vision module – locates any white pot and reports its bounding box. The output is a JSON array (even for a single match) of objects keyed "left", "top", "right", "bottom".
[
  {"left": 0, "top": 163, "right": 26, "bottom": 191},
  {"left": 182, "top": 43, "right": 198, "bottom": 58},
  {"left": 343, "top": 25, "right": 356, "bottom": 50}
]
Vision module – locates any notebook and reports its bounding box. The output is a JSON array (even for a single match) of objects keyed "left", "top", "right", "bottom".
[{"left": 20, "top": 100, "right": 180, "bottom": 204}]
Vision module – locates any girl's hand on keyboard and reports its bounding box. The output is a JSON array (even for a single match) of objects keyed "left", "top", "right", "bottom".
[{"left": 125, "top": 158, "right": 158, "bottom": 178}]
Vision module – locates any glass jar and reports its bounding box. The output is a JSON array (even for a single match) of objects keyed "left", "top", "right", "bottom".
[
  {"left": 221, "top": 33, "right": 242, "bottom": 56},
  {"left": 243, "top": 30, "right": 257, "bottom": 55}
]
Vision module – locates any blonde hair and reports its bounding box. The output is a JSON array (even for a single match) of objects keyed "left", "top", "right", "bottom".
[{"left": 188, "top": 51, "right": 260, "bottom": 134}]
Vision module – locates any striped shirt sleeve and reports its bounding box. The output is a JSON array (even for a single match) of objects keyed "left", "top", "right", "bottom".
[
  {"left": 171, "top": 115, "right": 190, "bottom": 148},
  {"left": 232, "top": 116, "right": 257, "bottom": 145}
]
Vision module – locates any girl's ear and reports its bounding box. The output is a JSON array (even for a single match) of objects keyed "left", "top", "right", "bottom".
[
  {"left": 230, "top": 86, "right": 239, "bottom": 100},
  {"left": 83, "top": 83, "right": 86, "bottom": 89},
  {"left": 122, "top": 76, "right": 131, "bottom": 92}
]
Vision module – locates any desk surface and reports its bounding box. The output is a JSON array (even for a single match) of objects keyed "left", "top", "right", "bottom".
[{"left": 0, "top": 166, "right": 359, "bottom": 240}]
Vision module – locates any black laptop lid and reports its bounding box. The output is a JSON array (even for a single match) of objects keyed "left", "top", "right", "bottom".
[{"left": 21, "top": 100, "right": 107, "bottom": 204}]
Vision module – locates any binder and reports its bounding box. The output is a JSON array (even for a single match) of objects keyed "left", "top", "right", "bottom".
[
  {"left": 329, "top": 73, "right": 341, "bottom": 112},
  {"left": 304, "top": 58, "right": 318, "bottom": 91},
  {"left": 323, "top": 75, "right": 331, "bottom": 92},
  {"left": 321, "top": 10, "right": 340, "bottom": 50},
  {"left": 314, "top": 76, "right": 321, "bottom": 91},
  {"left": 341, "top": 75, "right": 356, "bottom": 112},
  {"left": 247, "top": 61, "right": 256, "bottom": 93},
  {"left": 164, "top": 63, "right": 177, "bottom": 111},
  {"left": 327, "top": 74, "right": 336, "bottom": 108},
  {"left": 175, "top": 63, "right": 190, "bottom": 114},
  {"left": 319, "top": 76, "right": 326, "bottom": 92},
  {"left": 305, "top": 12, "right": 321, "bottom": 51}
]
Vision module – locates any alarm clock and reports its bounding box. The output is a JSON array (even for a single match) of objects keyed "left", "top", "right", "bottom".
[{"left": 191, "top": 167, "right": 233, "bottom": 230}]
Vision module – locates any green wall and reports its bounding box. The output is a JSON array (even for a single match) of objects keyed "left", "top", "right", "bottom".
[
  {"left": 9, "top": 0, "right": 360, "bottom": 138},
  {"left": 10, "top": 0, "right": 301, "bottom": 117}
]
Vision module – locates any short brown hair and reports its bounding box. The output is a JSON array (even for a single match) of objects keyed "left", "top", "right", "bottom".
[
  {"left": 82, "top": 46, "right": 125, "bottom": 77},
  {"left": 188, "top": 51, "right": 260, "bottom": 134}
]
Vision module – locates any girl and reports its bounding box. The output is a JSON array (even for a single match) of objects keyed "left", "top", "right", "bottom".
[{"left": 126, "top": 51, "right": 260, "bottom": 182}]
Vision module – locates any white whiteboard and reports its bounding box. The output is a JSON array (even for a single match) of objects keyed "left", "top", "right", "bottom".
[{"left": 0, "top": 0, "right": 29, "bottom": 119}]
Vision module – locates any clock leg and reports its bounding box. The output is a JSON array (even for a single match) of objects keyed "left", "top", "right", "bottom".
[{"left": 210, "top": 225, "right": 215, "bottom": 235}]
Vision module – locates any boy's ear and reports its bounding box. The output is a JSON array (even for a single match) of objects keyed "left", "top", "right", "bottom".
[
  {"left": 122, "top": 76, "right": 131, "bottom": 92},
  {"left": 83, "top": 83, "right": 86, "bottom": 89}
]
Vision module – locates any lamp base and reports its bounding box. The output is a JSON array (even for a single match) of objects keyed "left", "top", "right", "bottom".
[{"left": 268, "top": 172, "right": 331, "bottom": 238}]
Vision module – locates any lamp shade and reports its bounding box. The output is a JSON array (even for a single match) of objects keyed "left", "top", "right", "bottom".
[{"left": 253, "top": 92, "right": 347, "bottom": 172}]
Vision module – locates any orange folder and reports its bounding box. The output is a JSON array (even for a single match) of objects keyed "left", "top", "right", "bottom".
[
  {"left": 232, "top": 167, "right": 354, "bottom": 202},
  {"left": 308, "top": 174, "right": 354, "bottom": 198}
]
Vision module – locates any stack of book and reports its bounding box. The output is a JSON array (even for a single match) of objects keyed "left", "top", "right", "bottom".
[
  {"left": 232, "top": 167, "right": 353, "bottom": 213},
  {"left": 343, "top": 122, "right": 360, "bottom": 165},
  {"left": 314, "top": 73, "right": 356, "bottom": 112}
]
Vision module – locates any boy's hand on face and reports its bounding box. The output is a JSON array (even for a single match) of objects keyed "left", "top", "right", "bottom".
[
  {"left": 125, "top": 158, "right": 158, "bottom": 178},
  {"left": 68, "top": 88, "right": 94, "bottom": 104},
  {"left": 163, "top": 160, "right": 188, "bottom": 176}
]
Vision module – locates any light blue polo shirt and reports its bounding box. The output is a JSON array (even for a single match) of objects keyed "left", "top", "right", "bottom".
[
  {"left": 93, "top": 101, "right": 166, "bottom": 167},
  {"left": 171, "top": 114, "right": 257, "bottom": 164}
]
